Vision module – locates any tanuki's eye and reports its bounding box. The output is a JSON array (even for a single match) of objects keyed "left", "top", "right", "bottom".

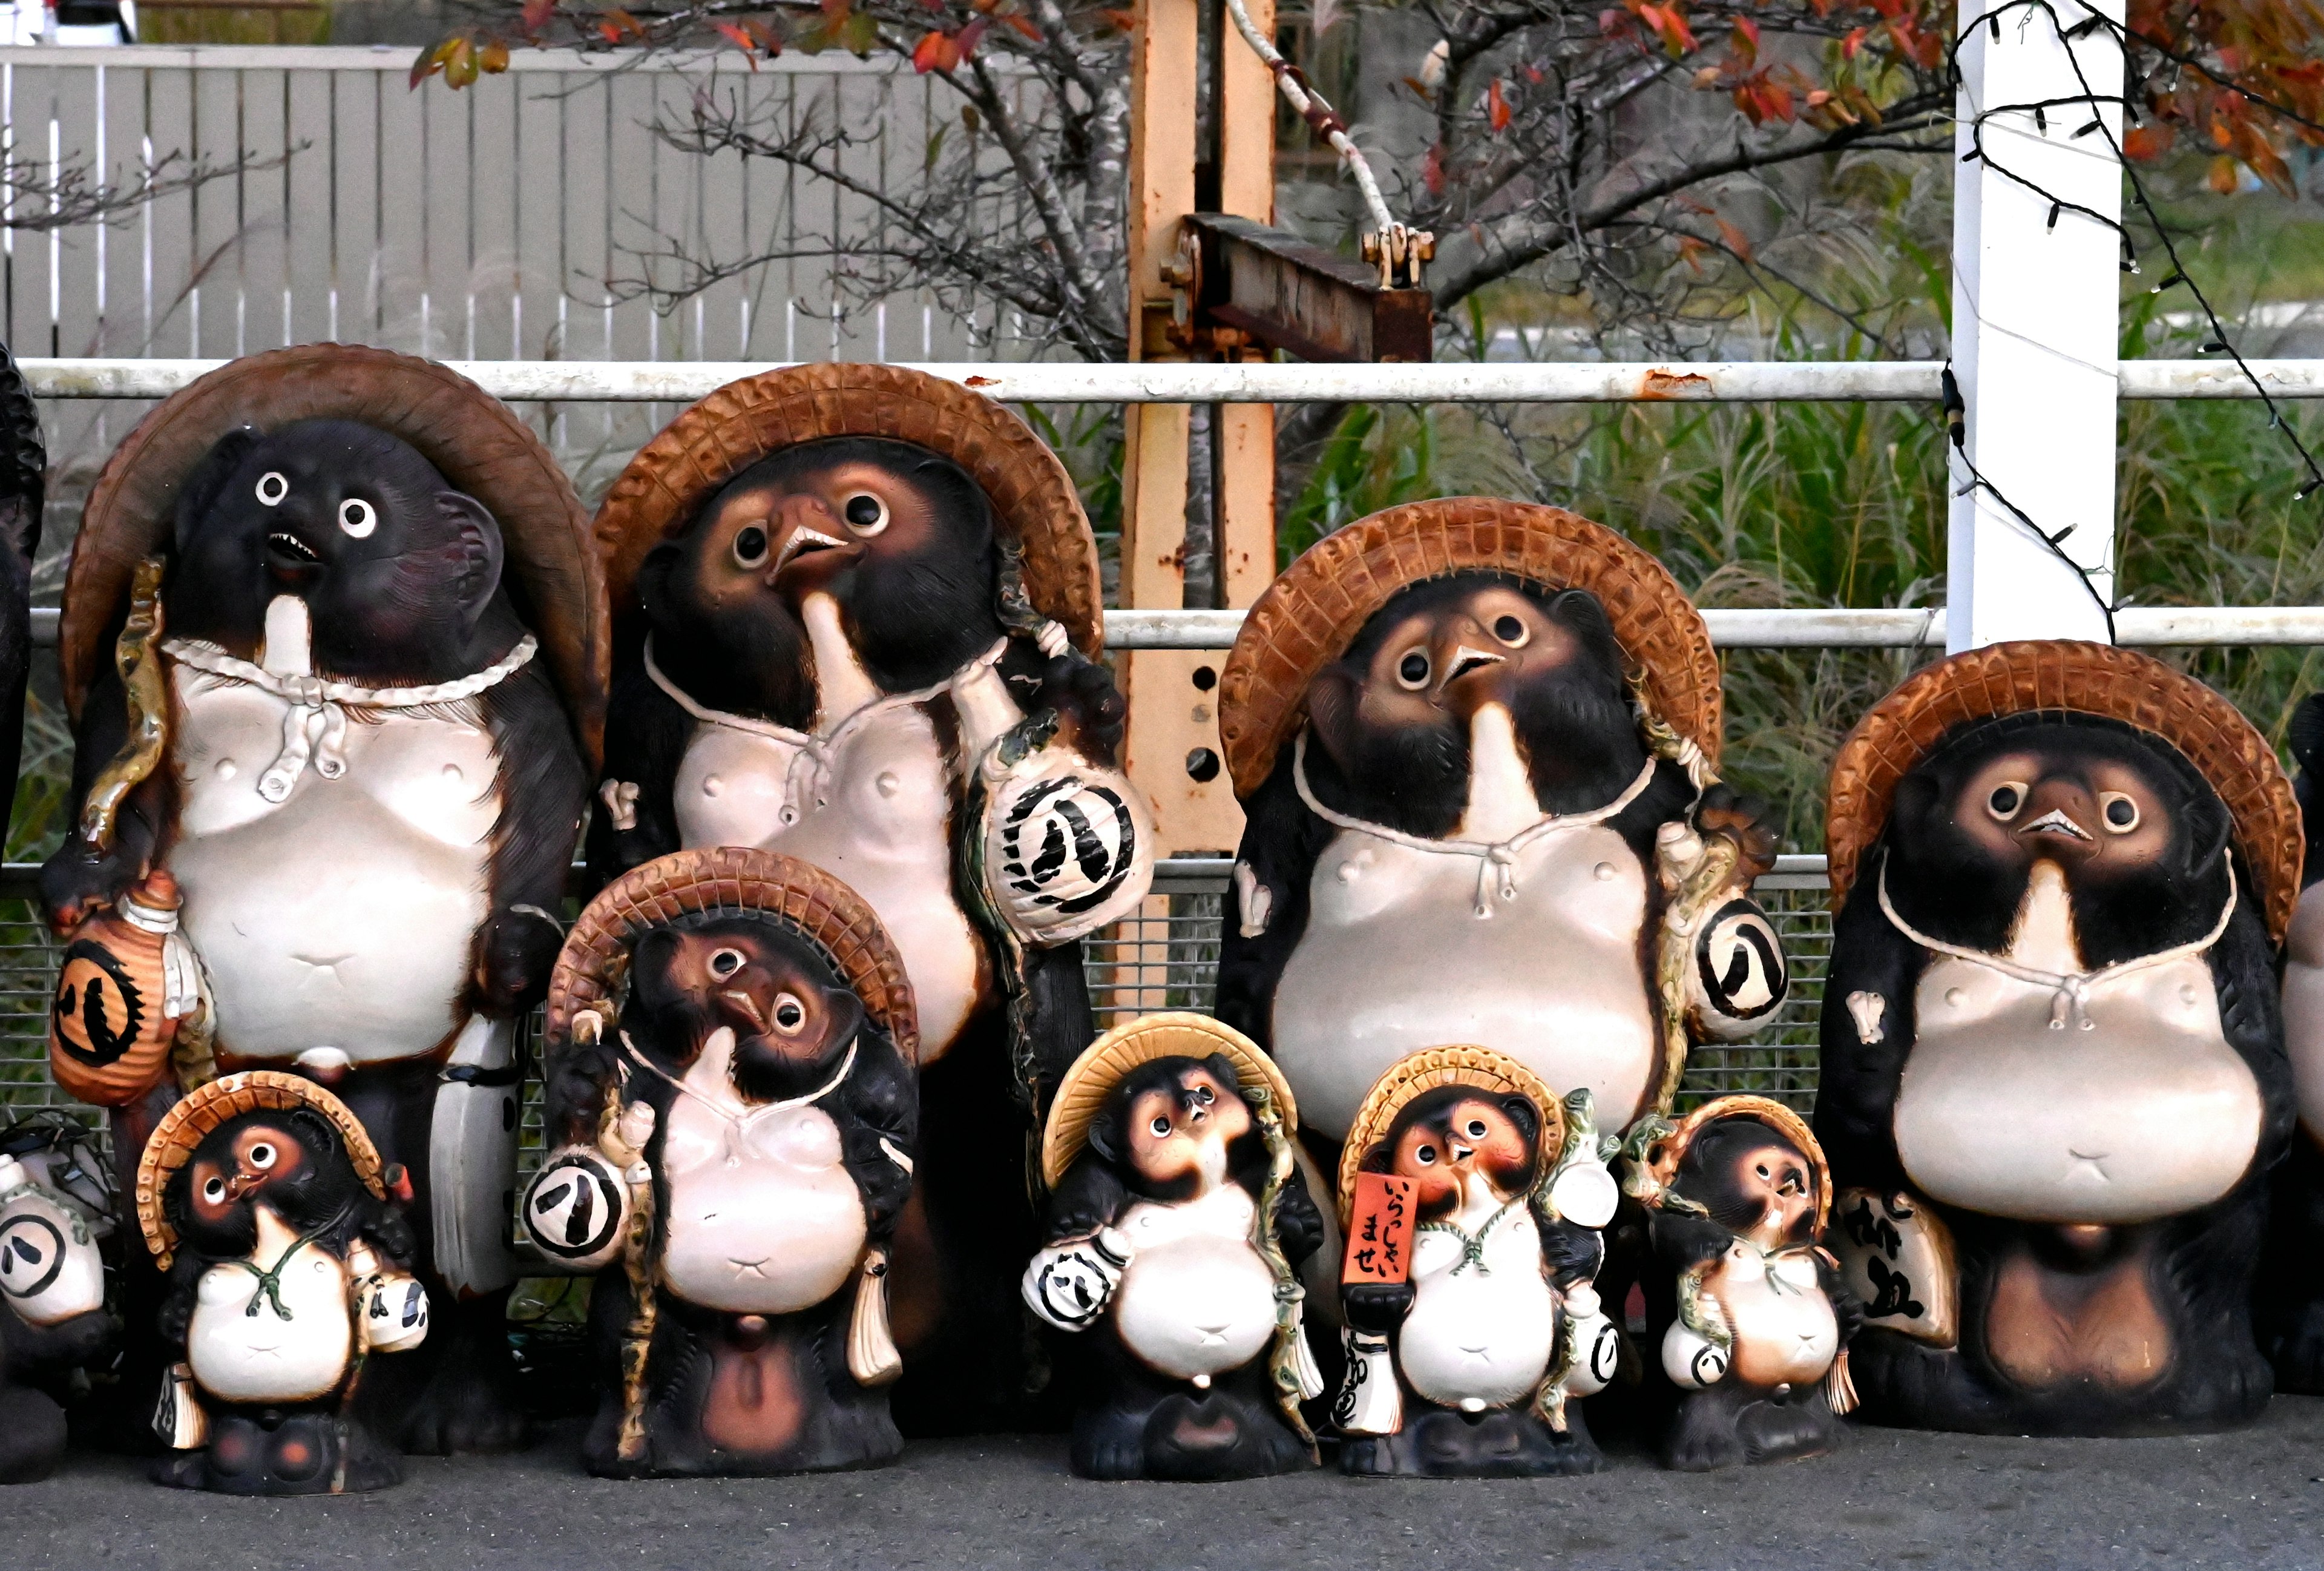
[
  {"left": 337, "top": 498, "right": 377, "bottom": 538},
  {"left": 732, "top": 525, "right": 770, "bottom": 568},
  {"left": 842, "top": 493, "right": 890, "bottom": 536},
  {"left": 772, "top": 993, "right": 808, "bottom": 1035},
  {"left": 2100, "top": 792, "right": 2141, "bottom": 833},
  {"left": 1465, "top": 1119, "right": 1488, "bottom": 1139},
  {"left": 1986, "top": 783, "right": 2027, "bottom": 821},
  {"left": 1396, "top": 650, "right": 1431, "bottom": 690},
  {"left": 1491, "top": 614, "right": 1529, "bottom": 647},
  {"left": 708, "top": 948, "right": 746, "bottom": 979},
  {"left": 246, "top": 1142, "right": 277, "bottom": 1171},
  {"left": 255, "top": 472, "right": 289, "bottom": 506},
  {"left": 1149, "top": 1115, "right": 1172, "bottom": 1138},
  {"left": 1415, "top": 1145, "right": 1437, "bottom": 1165}
]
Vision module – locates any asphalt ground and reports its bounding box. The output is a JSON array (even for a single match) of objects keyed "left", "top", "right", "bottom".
[{"left": 14, "top": 1396, "right": 2324, "bottom": 1571}]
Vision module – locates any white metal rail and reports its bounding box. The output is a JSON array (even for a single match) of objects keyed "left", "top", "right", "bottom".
[{"left": 22, "top": 358, "right": 2324, "bottom": 404}]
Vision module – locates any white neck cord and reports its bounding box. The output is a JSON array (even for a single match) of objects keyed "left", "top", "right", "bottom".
[
  {"left": 1292, "top": 730, "right": 1658, "bottom": 917},
  {"left": 1876, "top": 852, "right": 2235, "bottom": 1032},
  {"left": 643, "top": 633, "right": 1006, "bottom": 822},
  {"left": 163, "top": 634, "right": 536, "bottom": 804},
  {"left": 620, "top": 1027, "right": 858, "bottom": 1133}
]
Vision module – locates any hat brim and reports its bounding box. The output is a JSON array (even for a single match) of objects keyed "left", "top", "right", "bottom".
[
  {"left": 136, "top": 1070, "right": 383, "bottom": 1269},
  {"left": 1217, "top": 498, "right": 1722, "bottom": 799},
  {"left": 547, "top": 846, "right": 920, "bottom": 1063},
  {"left": 62, "top": 344, "right": 608, "bottom": 762},
  {"left": 1040, "top": 1012, "right": 1294, "bottom": 1190},
  {"left": 1825, "top": 641, "right": 2301, "bottom": 943},
  {"left": 589, "top": 363, "right": 1103, "bottom": 656},
  {"left": 1334, "top": 1044, "right": 1564, "bottom": 1227}
]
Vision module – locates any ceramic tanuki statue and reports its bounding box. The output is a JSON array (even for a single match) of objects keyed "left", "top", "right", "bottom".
[
  {"left": 586, "top": 365, "right": 1151, "bottom": 1431},
  {"left": 0, "top": 1129, "right": 110, "bottom": 1484},
  {"left": 141, "top": 1071, "right": 430, "bottom": 1494},
  {"left": 1022, "top": 1014, "right": 1324, "bottom": 1480},
  {"left": 1328, "top": 1046, "right": 1623, "bottom": 1477},
  {"left": 36, "top": 345, "right": 606, "bottom": 1454},
  {"left": 524, "top": 848, "right": 918, "bottom": 1477},
  {"left": 1625, "top": 1096, "right": 1858, "bottom": 1470},
  {"left": 1816, "top": 642, "right": 2296, "bottom": 1435},
  {"left": 2263, "top": 691, "right": 2324, "bottom": 1392},
  {"left": 0, "top": 338, "right": 43, "bottom": 852},
  {"left": 1213, "top": 498, "right": 1788, "bottom": 1161}
]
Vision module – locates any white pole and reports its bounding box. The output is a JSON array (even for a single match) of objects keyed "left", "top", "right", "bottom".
[{"left": 1948, "top": 0, "right": 2127, "bottom": 650}]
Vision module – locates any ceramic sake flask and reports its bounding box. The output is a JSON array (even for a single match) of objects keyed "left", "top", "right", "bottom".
[
  {"left": 0, "top": 1127, "right": 111, "bottom": 1486},
  {"left": 1624, "top": 1096, "right": 1858, "bottom": 1471},
  {"left": 1329, "top": 1045, "right": 1623, "bottom": 1477},
  {"left": 37, "top": 345, "right": 606, "bottom": 1454},
  {"left": 1816, "top": 642, "right": 2296, "bottom": 1437},
  {"left": 140, "top": 1070, "right": 429, "bottom": 1494},
  {"left": 1213, "top": 498, "right": 1788, "bottom": 1161},
  {"left": 1023, "top": 1013, "right": 1324, "bottom": 1481},
  {"left": 586, "top": 364, "right": 1151, "bottom": 1432},
  {"left": 524, "top": 846, "right": 919, "bottom": 1478}
]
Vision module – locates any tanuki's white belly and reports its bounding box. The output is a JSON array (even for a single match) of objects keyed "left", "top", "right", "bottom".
[
  {"left": 657, "top": 1098, "right": 867, "bottom": 1314},
  {"left": 1110, "top": 1187, "right": 1277, "bottom": 1381},
  {"left": 167, "top": 670, "right": 499, "bottom": 1064},
  {"left": 1272, "top": 823, "right": 1656, "bottom": 1141},
  {"left": 1896, "top": 951, "right": 2263, "bottom": 1224},
  {"left": 188, "top": 1232, "right": 352, "bottom": 1404},
  {"left": 1397, "top": 1211, "right": 1555, "bottom": 1409}
]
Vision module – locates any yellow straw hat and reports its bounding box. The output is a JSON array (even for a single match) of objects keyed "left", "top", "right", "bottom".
[
  {"left": 1040, "top": 1012, "right": 1295, "bottom": 1189},
  {"left": 1334, "top": 1044, "right": 1563, "bottom": 1227}
]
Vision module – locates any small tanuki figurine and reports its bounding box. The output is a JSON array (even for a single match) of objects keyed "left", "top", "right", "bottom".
[
  {"left": 523, "top": 846, "right": 918, "bottom": 1478},
  {"left": 1022, "top": 1013, "right": 1324, "bottom": 1480},
  {"left": 1815, "top": 642, "right": 2296, "bottom": 1435},
  {"left": 0, "top": 338, "right": 44, "bottom": 851},
  {"left": 1213, "top": 497, "right": 1788, "bottom": 1156},
  {"left": 37, "top": 345, "right": 605, "bottom": 1452},
  {"left": 2264, "top": 691, "right": 2324, "bottom": 1392},
  {"left": 1328, "top": 1045, "right": 1623, "bottom": 1477},
  {"left": 0, "top": 1128, "right": 111, "bottom": 1484},
  {"left": 586, "top": 364, "right": 1150, "bottom": 1428},
  {"left": 1624, "top": 1096, "right": 1857, "bottom": 1471},
  {"left": 140, "top": 1070, "right": 429, "bottom": 1494}
]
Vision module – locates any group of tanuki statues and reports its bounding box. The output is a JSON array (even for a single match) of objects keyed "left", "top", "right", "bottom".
[{"left": 3, "top": 342, "right": 2324, "bottom": 1496}]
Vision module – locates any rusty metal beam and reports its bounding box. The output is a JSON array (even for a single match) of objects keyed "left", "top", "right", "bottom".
[{"left": 1181, "top": 213, "right": 1433, "bottom": 363}]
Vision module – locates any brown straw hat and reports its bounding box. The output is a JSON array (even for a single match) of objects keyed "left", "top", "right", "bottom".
[
  {"left": 1334, "top": 1044, "right": 1562, "bottom": 1228},
  {"left": 62, "top": 344, "right": 609, "bottom": 760},
  {"left": 136, "top": 1070, "right": 383, "bottom": 1270},
  {"left": 1825, "top": 641, "right": 2302, "bottom": 943},
  {"left": 1217, "top": 497, "right": 1723, "bottom": 798},
  {"left": 589, "top": 363, "right": 1103, "bottom": 655},
  {"left": 1040, "top": 1012, "right": 1294, "bottom": 1189},
  {"left": 546, "top": 846, "right": 919, "bottom": 1063},
  {"left": 1633, "top": 1094, "right": 1830, "bottom": 1236}
]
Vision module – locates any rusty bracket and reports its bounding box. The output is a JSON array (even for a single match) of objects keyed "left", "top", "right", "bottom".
[{"left": 1175, "top": 213, "right": 1434, "bottom": 363}]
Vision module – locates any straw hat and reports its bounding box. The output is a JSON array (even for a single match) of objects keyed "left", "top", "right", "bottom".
[
  {"left": 545, "top": 846, "right": 919, "bottom": 1063},
  {"left": 1216, "top": 497, "right": 1722, "bottom": 798},
  {"left": 1334, "top": 1044, "right": 1563, "bottom": 1227},
  {"left": 1040, "top": 1012, "right": 1294, "bottom": 1189},
  {"left": 62, "top": 343, "right": 609, "bottom": 760},
  {"left": 1824, "top": 641, "right": 2302, "bottom": 943},
  {"left": 589, "top": 363, "right": 1104, "bottom": 656},
  {"left": 1633, "top": 1095, "right": 1831, "bottom": 1236},
  {"left": 136, "top": 1070, "right": 382, "bottom": 1270}
]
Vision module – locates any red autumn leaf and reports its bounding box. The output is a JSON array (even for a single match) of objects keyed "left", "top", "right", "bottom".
[
  {"left": 1488, "top": 77, "right": 1512, "bottom": 131},
  {"left": 999, "top": 13, "right": 1041, "bottom": 41},
  {"left": 1524, "top": 62, "right": 1544, "bottom": 84},
  {"left": 520, "top": 0, "right": 553, "bottom": 30},
  {"left": 1098, "top": 7, "right": 1136, "bottom": 27},
  {"left": 1423, "top": 141, "right": 1446, "bottom": 195},
  {"left": 2122, "top": 122, "right": 2175, "bottom": 160},
  {"left": 958, "top": 18, "right": 994, "bottom": 53},
  {"left": 821, "top": 0, "right": 852, "bottom": 24},
  {"left": 1733, "top": 16, "right": 1759, "bottom": 48},
  {"left": 603, "top": 7, "right": 642, "bottom": 38},
  {"left": 1715, "top": 217, "right": 1754, "bottom": 260},
  {"left": 2207, "top": 154, "right": 2240, "bottom": 193},
  {"left": 1842, "top": 25, "right": 1867, "bottom": 58},
  {"left": 912, "top": 28, "right": 960, "bottom": 71},
  {"left": 1677, "top": 234, "right": 1709, "bottom": 274},
  {"left": 712, "top": 22, "right": 764, "bottom": 65}
]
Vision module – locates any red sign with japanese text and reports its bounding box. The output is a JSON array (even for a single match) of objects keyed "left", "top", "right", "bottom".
[{"left": 1341, "top": 1172, "right": 1415, "bottom": 1285}]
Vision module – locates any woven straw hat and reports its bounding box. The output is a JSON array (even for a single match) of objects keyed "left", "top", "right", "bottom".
[
  {"left": 62, "top": 344, "right": 608, "bottom": 760},
  {"left": 1217, "top": 497, "right": 1722, "bottom": 798},
  {"left": 1040, "top": 1012, "right": 1294, "bottom": 1189},
  {"left": 590, "top": 363, "right": 1103, "bottom": 655},
  {"left": 546, "top": 846, "right": 919, "bottom": 1063},
  {"left": 1635, "top": 1094, "right": 1830, "bottom": 1236},
  {"left": 136, "top": 1070, "right": 383, "bottom": 1270},
  {"left": 1334, "top": 1044, "right": 1563, "bottom": 1227},
  {"left": 1825, "top": 641, "right": 2302, "bottom": 943}
]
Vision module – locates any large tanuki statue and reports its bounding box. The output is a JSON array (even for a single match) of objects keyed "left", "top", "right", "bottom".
[
  {"left": 1215, "top": 497, "right": 1789, "bottom": 1157},
  {"left": 585, "top": 365, "right": 1151, "bottom": 1429},
  {"left": 1817, "top": 641, "right": 2297, "bottom": 1435},
  {"left": 38, "top": 345, "right": 606, "bottom": 1452},
  {"left": 522, "top": 848, "right": 918, "bottom": 1477}
]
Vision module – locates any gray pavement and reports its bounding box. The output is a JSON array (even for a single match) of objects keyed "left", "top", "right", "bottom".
[{"left": 14, "top": 1399, "right": 2324, "bottom": 1570}]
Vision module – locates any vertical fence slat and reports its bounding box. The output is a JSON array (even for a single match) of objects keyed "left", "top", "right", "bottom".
[
  {"left": 468, "top": 71, "right": 519, "bottom": 363},
  {"left": 188, "top": 63, "right": 243, "bottom": 357},
  {"left": 284, "top": 64, "right": 333, "bottom": 346},
  {"left": 236, "top": 66, "right": 289, "bottom": 353},
  {"left": 373, "top": 65, "right": 426, "bottom": 352}
]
